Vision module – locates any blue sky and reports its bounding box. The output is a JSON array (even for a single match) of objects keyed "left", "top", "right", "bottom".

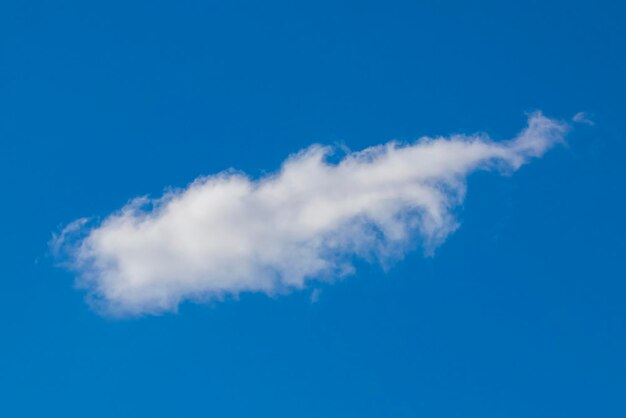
[{"left": 1, "top": 0, "right": 625, "bottom": 416}]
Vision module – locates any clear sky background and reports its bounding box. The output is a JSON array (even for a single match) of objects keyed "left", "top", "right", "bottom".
[{"left": 1, "top": 0, "right": 625, "bottom": 416}]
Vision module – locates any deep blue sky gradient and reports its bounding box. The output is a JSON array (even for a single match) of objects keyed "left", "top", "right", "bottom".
[{"left": 1, "top": 1, "right": 625, "bottom": 416}]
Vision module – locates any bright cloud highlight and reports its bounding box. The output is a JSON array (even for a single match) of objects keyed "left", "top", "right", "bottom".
[{"left": 54, "top": 112, "right": 568, "bottom": 316}]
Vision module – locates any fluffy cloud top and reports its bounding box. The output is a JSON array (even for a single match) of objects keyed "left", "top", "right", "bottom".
[{"left": 54, "top": 112, "right": 568, "bottom": 316}]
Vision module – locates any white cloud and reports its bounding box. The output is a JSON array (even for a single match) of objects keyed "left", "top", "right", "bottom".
[
  {"left": 572, "top": 111, "right": 594, "bottom": 126},
  {"left": 54, "top": 112, "right": 568, "bottom": 316},
  {"left": 310, "top": 288, "right": 322, "bottom": 304}
]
